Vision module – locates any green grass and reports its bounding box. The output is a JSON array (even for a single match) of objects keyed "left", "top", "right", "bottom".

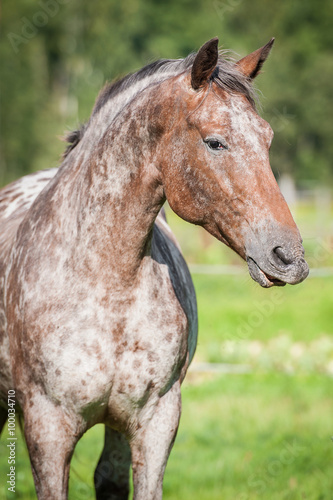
[
  {"left": 164, "top": 373, "right": 333, "bottom": 500},
  {"left": 193, "top": 274, "right": 333, "bottom": 365}
]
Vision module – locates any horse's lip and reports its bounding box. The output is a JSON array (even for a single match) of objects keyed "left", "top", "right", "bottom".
[{"left": 246, "top": 257, "right": 286, "bottom": 288}]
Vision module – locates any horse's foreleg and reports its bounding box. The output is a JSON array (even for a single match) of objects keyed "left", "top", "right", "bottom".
[
  {"left": 23, "top": 394, "right": 80, "bottom": 500},
  {"left": 130, "top": 381, "right": 181, "bottom": 500},
  {"left": 94, "top": 426, "right": 131, "bottom": 500}
]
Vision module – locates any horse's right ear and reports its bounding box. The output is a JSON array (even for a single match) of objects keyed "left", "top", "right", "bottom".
[
  {"left": 236, "top": 38, "right": 275, "bottom": 79},
  {"left": 191, "top": 38, "right": 219, "bottom": 90}
]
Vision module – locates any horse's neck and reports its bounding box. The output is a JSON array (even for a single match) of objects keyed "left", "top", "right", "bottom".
[
  {"left": 54, "top": 120, "right": 164, "bottom": 285},
  {"left": 84, "top": 162, "right": 162, "bottom": 279}
]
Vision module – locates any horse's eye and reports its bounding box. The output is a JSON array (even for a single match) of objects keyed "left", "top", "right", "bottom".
[
  {"left": 205, "top": 138, "right": 228, "bottom": 151},
  {"left": 208, "top": 140, "right": 223, "bottom": 150}
]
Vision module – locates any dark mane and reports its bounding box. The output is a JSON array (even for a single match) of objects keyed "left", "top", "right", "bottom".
[
  {"left": 92, "top": 52, "right": 256, "bottom": 116},
  {"left": 62, "top": 124, "right": 87, "bottom": 159},
  {"left": 92, "top": 59, "right": 173, "bottom": 116},
  {"left": 62, "top": 51, "right": 256, "bottom": 159}
]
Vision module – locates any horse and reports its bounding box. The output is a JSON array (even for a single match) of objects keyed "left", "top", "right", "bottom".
[{"left": 0, "top": 37, "right": 309, "bottom": 499}]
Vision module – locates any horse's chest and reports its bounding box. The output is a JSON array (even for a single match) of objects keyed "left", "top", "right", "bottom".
[
  {"left": 20, "top": 266, "right": 189, "bottom": 423},
  {"left": 110, "top": 280, "right": 189, "bottom": 391},
  {"left": 105, "top": 290, "right": 189, "bottom": 429}
]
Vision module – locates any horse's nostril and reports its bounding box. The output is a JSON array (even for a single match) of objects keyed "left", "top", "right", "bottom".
[{"left": 273, "top": 246, "right": 293, "bottom": 266}]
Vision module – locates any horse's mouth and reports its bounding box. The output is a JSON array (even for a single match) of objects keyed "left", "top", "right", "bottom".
[{"left": 246, "top": 257, "right": 286, "bottom": 288}]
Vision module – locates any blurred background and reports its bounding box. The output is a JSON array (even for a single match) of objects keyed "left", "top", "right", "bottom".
[{"left": 0, "top": 0, "right": 332, "bottom": 499}]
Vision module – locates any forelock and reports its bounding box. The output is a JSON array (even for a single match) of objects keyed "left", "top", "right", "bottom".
[{"left": 213, "top": 52, "right": 257, "bottom": 108}]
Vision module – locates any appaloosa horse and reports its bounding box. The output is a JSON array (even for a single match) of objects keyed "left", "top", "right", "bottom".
[{"left": 0, "top": 38, "right": 308, "bottom": 499}]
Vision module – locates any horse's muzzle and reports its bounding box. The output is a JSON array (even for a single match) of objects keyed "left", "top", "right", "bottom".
[{"left": 246, "top": 245, "right": 309, "bottom": 288}]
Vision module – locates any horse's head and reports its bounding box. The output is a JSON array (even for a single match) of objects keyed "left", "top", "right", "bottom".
[{"left": 158, "top": 38, "right": 309, "bottom": 287}]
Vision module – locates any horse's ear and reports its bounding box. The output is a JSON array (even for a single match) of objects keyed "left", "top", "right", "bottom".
[
  {"left": 236, "top": 38, "right": 275, "bottom": 80},
  {"left": 191, "top": 38, "right": 219, "bottom": 90}
]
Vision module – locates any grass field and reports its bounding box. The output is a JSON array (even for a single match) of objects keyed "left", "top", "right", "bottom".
[
  {"left": 0, "top": 202, "right": 332, "bottom": 499},
  {"left": 1, "top": 371, "right": 332, "bottom": 499},
  {"left": 193, "top": 274, "right": 333, "bottom": 371}
]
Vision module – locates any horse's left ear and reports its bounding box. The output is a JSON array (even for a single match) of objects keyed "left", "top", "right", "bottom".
[
  {"left": 236, "top": 38, "right": 275, "bottom": 79},
  {"left": 191, "top": 38, "right": 219, "bottom": 90}
]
